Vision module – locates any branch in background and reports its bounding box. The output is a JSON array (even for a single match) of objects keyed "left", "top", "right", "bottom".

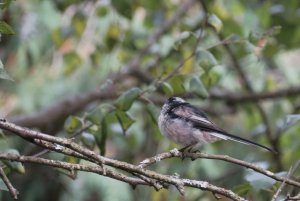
[
  {"left": 9, "top": 85, "right": 117, "bottom": 134},
  {"left": 0, "top": 119, "right": 246, "bottom": 201},
  {"left": 0, "top": 166, "right": 19, "bottom": 200},
  {"left": 209, "top": 86, "right": 300, "bottom": 103}
]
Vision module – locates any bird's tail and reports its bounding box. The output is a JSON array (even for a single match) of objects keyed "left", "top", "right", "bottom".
[{"left": 211, "top": 132, "right": 277, "bottom": 154}]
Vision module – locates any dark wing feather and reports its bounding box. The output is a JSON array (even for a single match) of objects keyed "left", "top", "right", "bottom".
[{"left": 171, "top": 103, "right": 276, "bottom": 153}]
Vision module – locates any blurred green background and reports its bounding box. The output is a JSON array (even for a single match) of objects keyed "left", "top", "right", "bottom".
[{"left": 1, "top": 0, "right": 300, "bottom": 200}]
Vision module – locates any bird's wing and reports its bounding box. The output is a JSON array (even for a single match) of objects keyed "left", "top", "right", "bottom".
[
  {"left": 171, "top": 104, "right": 276, "bottom": 153},
  {"left": 171, "top": 104, "right": 229, "bottom": 139}
]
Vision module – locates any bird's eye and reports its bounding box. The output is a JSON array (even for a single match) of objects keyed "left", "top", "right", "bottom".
[{"left": 168, "top": 97, "right": 175, "bottom": 102}]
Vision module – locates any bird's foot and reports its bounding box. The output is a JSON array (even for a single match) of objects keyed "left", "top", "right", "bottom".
[
  {"left": 179, "top": 145, "right": 198, "bottom": 160},
  {"left": 179, "top": 145, "right": 191, "bottom": 152}
]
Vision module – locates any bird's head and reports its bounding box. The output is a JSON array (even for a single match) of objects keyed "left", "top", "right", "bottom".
[{"left": 161, "top": 97, "right": 186, "bottom": 114}]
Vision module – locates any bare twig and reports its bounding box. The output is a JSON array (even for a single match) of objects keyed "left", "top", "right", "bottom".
[
  {"left": 0, "top": 119, "right": 104, "bottom": 165},
  {"left": 132, "top": 172, "right": 164, "bottom": 191},
  {"left": 32, "top": 138, "right": 89, "bottom": 161},
  {"left": 0, "top": 153, "right": 145, "bottom": 187},
  {"left": 138, "top": 149, "right": 300, "bottom": 188},
  {"left": 0, "top": 166, "right": 19, "bottom": 200},
  {"left": 271, "top": 167, "right": 292, "bottom": 201},
  {"left": 283, "top": 194, "right": 300, "bottom": 201},
  {"left": 33, "top": 122, "right": 93, "bottom": 158},
  {"left": 281, "top": 160, "right": 300, "bottom": 201}
]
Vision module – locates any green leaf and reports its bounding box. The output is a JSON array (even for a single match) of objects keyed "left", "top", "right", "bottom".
[
  {"left": 233, "top": 183, "right": 252, "bottom": 196},
  {"left": 159, "top": 35, "right": 175, "bottom": 56},
  {"left": 189, "top": 75, "right": 209, "bottom": 99},
  {"left": 0, "top": 0, "right": 14, "bottom": 9},
  {"left": 63, "top": 155, "right": 80, "bottom": 164},
  {"left": 146, "top": 103, "right": 160, "bottom": 124},
  {"left": 105, "top": 24, "right": 121, "bottom": 50},
  {"left": 208, "top": 14, "right": 223, "bottom": 33},
  {"left": 0, "top": 179, "right": 8, "bottom": 191},
  {"left": 63, "top": 52, "right": 82, "bottom": 76},
  {"left": 169, "top": 75, "right": 186, "bottom": 94},
  {"left": 248, "top": 31, "right": 261, "bottom": 44},
  {"left": 161, "top": 82, "right": 174, "bottom": 96},
  {"left": 111, "top": 0, "right": 133, "bottom": 19},
  {"left": 245, "top": 171, "right": 276, "bottom": 189},
  {"left": 94, "top": 118, "right": 108, "bottom": 156},
  {"left": 96, "top": 6, "right": 109, "bottom": 17},
  {"left": 72, "top": 13, "right": 87, "bottom": 36},
  {"left": 80, "top": 132, "right": 96, "bottom": 149},
  {"left": 2, "top": 149, "right": 25, "bottom": 174},
  {"left": 115, "top": 111, "right": 135, "bottom": 135},
  {"left": 0, "top": 61, "right": 13, "bottom": 81},
  {"left": 89, "top": 115, "right": 108, "bottom": 155},
  {"left": 174, "top": 31, "right": 191, "bottom": 50},
  {"left": 114, "top": 87, "right": 141, "bottom": 111},
  {"left": 64, "top": 116, "right": 82, "bottom": 134},
  {"left": 196, "top": 49, "right": 218, "bottom": 72},
  {"left": 244, "top": 162, "right": 276, "bottom": 189},
  {"left": 87, "top": 105, "right": 111, "bottom": 126},
  {"left": 51, "top": 28, "right": 64, "bottom": 47},
  {"left": 0, "top": 21, "right": 15, "bottom": 34},
  {"left": 201, "top": 68, "right": 221, "bottom": 88},
  {"left": 281, "top": 114, "right": 300, "bottom": 130}
]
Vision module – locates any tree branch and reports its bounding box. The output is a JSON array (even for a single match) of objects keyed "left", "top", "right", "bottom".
[
  {"left": 138, "top": 149, "right": 300, "bottom": 188},
  {"left": 9, "top": 85, "right": 117, "bottom": 134},
  {"left": 0, "top": 166, "right": 19, "bottom": 200},
  {"left": 0, "top": 119, "right": 246, "bottom": 201},
  {"left": 209, "top": 86, "right": 300, "bottom": 103},
  {"left": 0, "top": 153, "right": 145, "bottom": 187},
  {"left": 271, "top": 167, "right": 292, "bottom": 201}
]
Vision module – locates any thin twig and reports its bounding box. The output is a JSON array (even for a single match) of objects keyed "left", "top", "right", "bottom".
[
  {"left": 0, "top": 153, "right": 145, "bottom": 186},
  {"left": 271, "top": 167, "right": 292, "bottom": 201},
  {"left": 138, "top": 149, "right": 300, "bottom": 188},
  {"left": 282, "top": 160, "right": 300, "bottom": 201},
  {"left": 0, "top": 166, "right": 19, "bottom": 200},
  {"left": 132, "top": 172, "right": 164, "bottom": 191},
  {"left": 283, "top": 194, "right": 300, "bottom": 201},
  {"left": 33, "top": 122, "right": 93, "bottom": 158}
]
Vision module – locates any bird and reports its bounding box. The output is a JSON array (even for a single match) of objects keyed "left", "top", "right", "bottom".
[{"left": 158, "top": 97, "right": 276, "bottom": 153}]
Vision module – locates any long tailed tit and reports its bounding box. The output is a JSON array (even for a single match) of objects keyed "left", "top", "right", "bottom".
[{"left": 158, "top": 97, "right": 276, "bottom": 153}]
